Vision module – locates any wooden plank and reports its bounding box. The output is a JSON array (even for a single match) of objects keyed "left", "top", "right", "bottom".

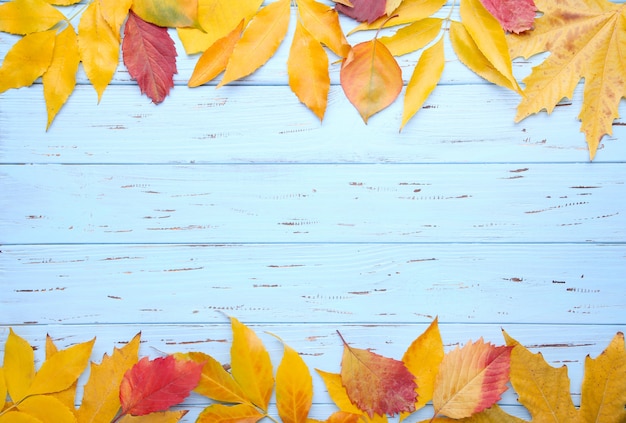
[
  {"left": 1, "top": 163, "right": 624, "bottom": 244},
  {"left": 2, "top": 244, "right": 625, "bottom": 325}
]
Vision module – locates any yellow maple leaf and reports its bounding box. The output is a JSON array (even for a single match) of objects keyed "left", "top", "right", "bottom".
[
  {"left": 0, "top": 0, "right": 65, "bottom": 35},
  {"left": 509, "top": 0, "right": 626, "bottom": 160}
]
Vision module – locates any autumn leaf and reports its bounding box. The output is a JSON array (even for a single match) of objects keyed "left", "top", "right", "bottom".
[
  {"left": 219, "top": 0, "right": 291, "bottom": 87},
  {"left": 230, "top": 317, "right": 275, "bottom": 411},
  {"left": 0, "top": 0, "right": 65, "bottom": 34},
  {"left": 316, "top": 370, "right": 364, "bottom": 416},
  {"left": 425, "top": 404, "right": 526, "bottom": 423},
  {"left": 16, "top": 395, "right": 76, "bottom": 423},
  {"left": 99, "top": 0, "right": 133, "bottom": 38},
  {"left": 76, "top": 333, "right": 141, "bottom": 423},
  {"left": 122, "top": 10, "right": 177, "bottom": 104},
  {"left": 338, "top": 332, "right": 417, "bottom": 417},
  {"left": 431, "top": 338, "right": 511, "bottom": 419},
  {"left": 503, "top": 330, "right": 578, "bottom": 422},
  {"left": 324, "top": 412, "right": 361, "bottom": 423},
  {"left": 379, "top": 17, "right": 442, "bottom": 57},
  {"left": 3, "top": 328, "right": 35, "bottom": 402},
  {"left": 196, "top": 403, "right": 265, "bottom": 423},
  {"left": 508, "top": 0, "right": 626, "bottom": 160},
  {"left": 335, "top": 0, "right": 387, "bottom": 23},
  {"left": 479, "top": 0, "right": 537, "bottom": 34},
  {"left": 130, "top": 0, "right": 198, "bottom": 28},
  {"left": 119, "top": 355, "right": 203, "bottom": 416},
  {"left": 340, "top": 39, "right": 403, "bottom": 123},
  {"left": 273, "top": 335, "right": 313, "bottom": 423},
  {"left": 288, "top": 20, "right": 330, "bottom": 121},
  {"left": 349, "top": 0, "right": 446, "bottom": 33},
  {"left": 0, "top": 412, "right": 42, "bottom": 423},
  {"left": 118, "top": 410, "right": 188, "bottom": 423},
  {"left": 579, "top": 332, "right": 626, "bottom": 422},
  {"left": 43, "top": 334, "right": 78, "bottom": 411},
  {"left": 296, "top": 0, "right": 350, "bottom": 58},
  {"left": 197, "top": 0, "right": 263, "bottom": 51},
  {"left": 0, "top": 368, "right": 7, "bottom": 410}
]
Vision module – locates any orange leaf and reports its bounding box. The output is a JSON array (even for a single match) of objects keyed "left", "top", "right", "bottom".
[
  {"left": 338, "top": 332, "right": 417, "bottom": 417},
  {"left": 274, "top": 336, "right": 313, "bottom": 423},
  {"left": 119, "top": 355, "right": 203, "bottom": 416},
  {"left": 432, "top": 338, "right": 511, "bottom": 419},
  {"left": 340, "top": 39, "right": 402, "bottom": 123},
  {"left": 325, "top": 411, "right": 361, "bottom": 423},
  {"left": 196, "top": 403, "right": 265, "bottom": 423},
  {"left": 288, "top": 20, "right": 330, "bottom": 121},
  {"left": 296, "top": 0, "right": 350, "bottom": 57}
]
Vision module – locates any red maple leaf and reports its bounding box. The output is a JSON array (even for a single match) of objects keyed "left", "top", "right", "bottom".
[
  {"left": 480, "top": 0, "right": 537, "bottom": 34},
  {"left": 122, "top": 10, "right": 177, "bottom": 104},
  {"left": 335, "top": 0, "right": 387, "bottom": 23},
  {"left": 119, "top": 355, "right": 203, "bottom": 416}
]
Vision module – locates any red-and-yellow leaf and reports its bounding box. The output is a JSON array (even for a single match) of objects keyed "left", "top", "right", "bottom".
[
  {"left": 230, "top": 317, "right": 275, "bottom": 411},
  {"left": 0, "top": 30, "right": 56, "bottom": 95},
  {"left": 188, "top": 20, "right": 244, "bottom": 88},
  {"left": 275, "top": 338, "right": 313, "bottom": 423},
  {"left": 296, "top": 0, "right": 350, "bottom": 57},
  {"left": 335, "top": 0, "right": 387, "bottom": 23},
  {"left": 340, "top": 39, "right": 402, "bottom": 123},
  {"left": 99, "top": 0, "right": 133, "bottom": 38},
  {"left": 379, "top": 18, "right": 442, "bottom": 57},
  {"left": 0, "top": 0, "right": 65, "bottom": 35},
  {"left": 77, "top": 0, "right": 119, "bottom": 102},
  {"left": 3, "top": 328, "right": 35, "bottom": 402},
  {"left": 198, "top": 0, "right": 263, "bottom": 50},
  {"left": 401, "top": 36, "right": 444, "bottom": 130},
  {"left": 196, "top": 403, "right": 265, "bottom": 423},
  {"left": 130, "top": 0, "right": 198, "bottom": 28},
  {"left": 122, "top": 10, "right": 177, "bottom": 104},
  {"left": 43, "top": 25, "right": 80, "bottom": 129},
  {"left": 432, "top": 338, "right": 511, "bottom": 419},
  {"left": 218, "top": 0, "right": 291, "bottom": 87},
  {"left": 288, "top": 21, "right": 330, "bottom": 121}
]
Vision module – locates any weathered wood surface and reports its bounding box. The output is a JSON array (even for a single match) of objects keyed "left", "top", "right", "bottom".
[{"left": 1, "top": 2, "right": 626, "bottom": 421}]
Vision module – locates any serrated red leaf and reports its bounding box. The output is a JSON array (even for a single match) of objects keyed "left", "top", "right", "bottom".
[
  {"left": 119, "top": 355, "right": 203, "bottom": 416},
  {"left": 335, "top": 0, "right": 386, "bottom": 23},
  {"left": 479, "top": 0, "right": 537, "bottom": 34},
  {"left": 122, "top": 10, "right": 177, "bottom": 104}
]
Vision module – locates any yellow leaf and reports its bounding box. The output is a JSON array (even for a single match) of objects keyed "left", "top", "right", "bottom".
[
  {"left": 296, "top": 0, "right": 351, "bottom": 57},
  {"left": 27, "top": 338, "right": 95, "bottom": 396},
  {"left": 579, "top": 332, "right": 626, "bottom": 422},
  {"left": 0, "top": 412, "right": 43, "bottom": 423},
  {"left": 230, "top": 317, "right": 274, "bottom": 411},
  {"left": 198, "top": 0, "right": 263, "bottom": 49},
  {"left": 340, "top": 39, "right": 403, "bottom": 123},
  {"left": 0, "top": 367, "right": 7, "bottom": 410},
  {"left": 17, "top": 395, "right": 76, "bottom": 423},
  {"left": 401, "top": 318, "right": 444, "bottom": 414},
  {"left": 0, "top": 0, "right": 65, "bottom": 35},
  {"left": 45, "top": 0, "right": 82, "bottom": 5},
  {"left": 43, "top": 335, "right": 78, "bottom": 411},
  {"left": 76, "top": 333, "right": 140, "bottom": 423},
  {"left": 324, "top": 412, "right": 361, "bottom": 423},
  {"left": 174, "top": 351, "right": 248, "bottom": 404},
  {"left": 130, "top": 0, "right": 198, "bottom": 28},
  {"left": 401, "top": 37, "right": 444, "bottom": 130},
  {"left": 188, "top": 20, "right": 244, "bottom": 88},
  {"left": 3, "top": 329, "right": 35, "bottom": 403},
  {"left": 99, "top": 0, "right": 132, "bottom": 38},
  {"left": 118, "top": 410, "right": 188, "bottom": 423},
  {"left": 43, "top": 25, "right": 79, "bottom": 130},
  {"left": 380, "top": 18, "right": 442, "bottom": 57},
  {"left": 459, "top": 0, "right": 519, "bottom": 92},
  {"left": 77, "top": 0, "right": 119, "bottom": 102},
  {"left": 219, "top": 0, "right": 291, "bottom": 87},
  {"left": 274, "top": 336, "right": 313, "bottom": 423},
  {"left": 385, "top": 0, "right": 403, "bottom": 16},
  {"left": 45, "top": 334, "right": 59, "bottom": 358},
  {"left": 196, "top": 403, "right": 265, "bottom": 423},
  {"left": 288, "top": 21, "right": 330, "bottom": 121},
  {"left": 315, "top": 370, "right": 363, "bottom": 415},
  {"left": 0, "top": 30, "right": 56, "bottom": 95},
  {"left": 426, "top": 404, "right": 525, "bottom": 422},
  {"left": 449, "top": 21, "right": 521, "bottom": 94},
  {"left": 177, "top": 27, "right": 214, "bottom": 55},
  {"left": 350, "top": 0, "right": 446, "bottom": 33},
  {"left": 503, "top": 330, "right": 578, "bottom": 422}
]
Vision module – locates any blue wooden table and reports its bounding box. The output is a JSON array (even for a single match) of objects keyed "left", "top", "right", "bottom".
[{"left": 1, "top": 2, "right": 625, "bottom": 421}]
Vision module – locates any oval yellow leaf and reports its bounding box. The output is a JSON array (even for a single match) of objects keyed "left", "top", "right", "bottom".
[
  {"left": 275, "top": 338, "right": 313, "bottom": 423},
  {"left": 0, "top": 0, "right": 65, "bottom": 35},
  {"left": 219, "top": 0, "right": 291, "bottom": 87},
  {"left": 340, "top": 39, "right": 403, "bottom": 123},
  {"left": 3, "top": 329, "right": 36, "bottom": 402},
  {"left": 198, "top": 0, "right": 263, "bottom": 49},
  {"left": 18, "top": 395, "right": 76, "bottom": 423},
  {"left": 288, "top": 21, "right": 330, "bottom": 121},
  {"left": 296, "top": 0, "right": 350, "bottom": 57},
  {"left": 380, "top": 18, "right": 442, "bottom": 57}
]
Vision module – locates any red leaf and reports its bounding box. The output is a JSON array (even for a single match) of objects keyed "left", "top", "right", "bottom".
[
  {"left": 479, "top": 0, "right": 537, "bottom": 34},
  {"left": 122, "top": 10, "right": 177, "bottom": 104},
  {"left": 335, "top": 0, "right": 386, "bottom": 23},
  {"left": 120, "top": 355, "right": 203, "bottom": 416}
]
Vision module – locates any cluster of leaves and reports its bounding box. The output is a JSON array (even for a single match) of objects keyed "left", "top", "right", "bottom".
[
  {"left": 0, "top": 0, "right": 625, "bottom": 159},
  {"left": 1, "top": 317, "right": 625, "bottom": 423}
]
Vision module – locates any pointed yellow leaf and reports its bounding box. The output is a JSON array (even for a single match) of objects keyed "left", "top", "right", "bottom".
[
  {"left": 350, "top": 0, "right": 446, "bottom": 33},
  {"left": 0, "top": 412, "right": 43, "bottom": 423},
  {"left": 579, "top": 332, "right": 626, "bottom": 422},
  {"left": 288, "top": 21, "right": 330, "bottom": 121},
  {"left": 45, "top": 334, "right": 59, "bottom": 358},
  {"left": 401, "top": 318, "right": 444, "bottom": 414},
  {"left": 401, "top": 37, "right": 444, "bottom": 130},
  {"left": 99, "top": 0, "right": 132, "bottom": 38},
  {"left": 503, "top": 330, "right": 578, "bottom": 422},
  {"left": 380, "top": 18, "right": 442, "bottom": 57},
  {"left": 0, "top": 30, "right": 56, "bottom": 95},
  {"left": 17, "top": 395, "right": 76, "bottom": 423},
  {"left": 177, "top": 27, "right": 214, "bottom": 55},
  {"left": 296, "top": 0, "right": 351, "bottom": 57},
  {"left": 198, "top": 0, "right": 263, "bottom": 49},
  {"left": 27, "top": 338, "right": 95, "bottom": 396},
  {"left": 385, "top": 0, "right": 403, "bottom": 16},
  {"left": 118, "top": 410, "right": 188, "bottom": 423},
  {"left": 449, "top": 21, "right": 522, "bottom": 94},
  {"left": 78, "top": 0, "right": 119, "bottom": 102},
  {"left": 43, "top": 25, "right": 79, "bottom": 130},
  {"left": 274, "top": 336, "right": 313, "bottom": 423},
  {"left": 196, "top": 403, "right": 265, "bottom": 423},
  {"left": 174, "top": 351, "right": 248, "bottom": 404},
  {"left": 0, "top": 367, "right": 7, "bottom": 409},
  {"left": 3, "top": 329, "right": 35, "bottom": 403},
  {"left": 230, "top": 317, "right": 274, "bottom": 411},
  {"left": 188, "top": 20, "right": 244, "bottom": 88},
  {"left": 130, "top": 0, "right": 198, "bottom": 28},
  {"left": 459, "top": 0, "right": 519, "bottom": 92},
  {"left": 43, "top": 335, "right": 79, "bottom": 411},
  {"left": 219, "top": 0, "right": 291, "bottom": 87},
  {"left": 0, "top": 0, "right": 65, "bottom": 35},
  {"left": 76, "top": 333, "right": 140, "bottom": 423}
]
